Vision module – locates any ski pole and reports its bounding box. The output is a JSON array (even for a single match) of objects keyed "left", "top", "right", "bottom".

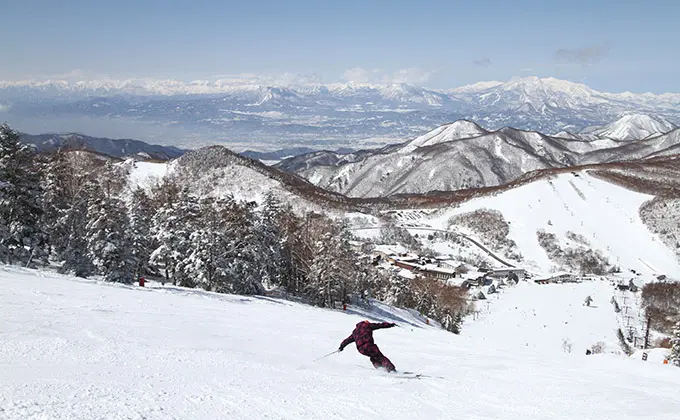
[{"left": 313, "top": 350, "right": 339, "bottom": 362}]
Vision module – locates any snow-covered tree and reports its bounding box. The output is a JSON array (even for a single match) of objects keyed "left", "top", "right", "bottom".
[
  {"left": 670, "top": 322, "right": 680, "bottom": 367},
  {"left": 86, "top": 193, "right": 136, "bottom": 283},
  {"left": 0, "top": 124, "right": 46, "bottom": 265},
  {"left": 59, "top": 179, "right": 99, "bottom": 277},
  {"left": 302, "top": 216, "right": 356, "bottom": 307},
  {"left": 254, "top": 193, "right": 287, "bottom": 290},
  {"left": 42, "top": 151, "right": 74, "bottom": 260},
  {"left": 128, "top": 188, "right": 155, "bottom": 278},
  {"left": 150, "top": 186, "right": 199, "bottom": 285}
]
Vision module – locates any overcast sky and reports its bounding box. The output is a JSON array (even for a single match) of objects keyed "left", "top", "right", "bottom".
[{"left": 2, "top": 0, "right": 679, "bottom": 93}]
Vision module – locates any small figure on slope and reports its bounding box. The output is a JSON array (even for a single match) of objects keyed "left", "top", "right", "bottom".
[
  {"left": 584, "top": 295, "right": 593, "bottom": 307},
  {"left": 339, "top": 320, "right": 396, "bottom": 372}
]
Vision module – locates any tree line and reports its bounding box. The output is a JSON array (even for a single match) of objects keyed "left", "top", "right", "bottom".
[{"left": 0, "top": 124, "right": 470, "bottom": 333}]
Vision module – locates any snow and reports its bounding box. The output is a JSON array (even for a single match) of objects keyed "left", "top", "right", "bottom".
[
  {"left": 125, "top": 160, "right": 171, "bottom": 190},
  {"left": 585, "top": 114, "right": 677, "bottom": 141},
  {"left": 466, "top": 281, "right": 620, "bottom": 354},
  {"left": 373, "top": 244, "right": 409, "bottom": 255},
  {"left": 3, "top": 266, "right": 680, "bottom": 419},
  {"left": 398, "top": 120, "right": 487, "bottom": 153},
  {"left": 424, "top": 172, "right": 680, "bottom": 278}
]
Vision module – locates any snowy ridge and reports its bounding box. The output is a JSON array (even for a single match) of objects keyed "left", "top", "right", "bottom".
[
  {"left": 124, "top": 146, "right": 362, "bottom": 216},
  {"left": 285, "top": 117, "right": 680, "bottom": 198},
  {"left": 3, "top": 265, "right": 680, "bottom": 419},
  {"left": 398, "top": 120, "right": 488, "bottom": 153},
  {"left": 2, "top": 76, "right": 680, "bottom": 149},
  {"left": 582, "top": 114, "right": 677, "bottom": 141}
]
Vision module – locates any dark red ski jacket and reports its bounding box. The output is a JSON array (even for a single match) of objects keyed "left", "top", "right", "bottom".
[{"left": 339, "top": 321, "right": 395, "bottom": 352}]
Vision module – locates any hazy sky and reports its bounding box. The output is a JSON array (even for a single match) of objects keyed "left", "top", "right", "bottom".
[{"left": 2, "top": 0, "right": 679, "bottom": 93}]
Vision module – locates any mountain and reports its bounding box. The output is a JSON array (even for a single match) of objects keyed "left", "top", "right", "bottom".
[
  {"left": 581, "top": 114, "right": 677, "bottom": 141},
  {"left": 240, "top": 146, "right": 356, "bottom": 164},
  {"left": 285, "top": 122, "right": 579, "bottom": 197},
  {"left": 279, "top": 118, "right": 680, "bottom": 198},
  {"left": 20, "top": 132, "right": 186, "bottom": 161},
  {"left": 398, "top": 120, "right": 489, "bottom": 153},
  {"left": 129, "top": 145, "right": 375, "bottom": 214},
  {"left": 2, "top": 76, "right": 679, "bottom": 149}
]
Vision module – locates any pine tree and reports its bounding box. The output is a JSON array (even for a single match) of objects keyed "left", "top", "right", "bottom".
[
  {"left": 150, "top": 187, "right": 199, "bottom": 285},
  {"left": 128, "top": 188, "right": 155, "bottom": 278},
  {"left": 304, "top": 217, "right": 356, "bottom": 307},
  {"left": 86, "top": 192, "right": 136, "bottom": 283},
  {"left": 0, "top": 124, "right": 46, "bottom": 265},
  {"left": 180, "top": 196, "right": 226, "bottom": 290},
  {"left": 254, "top": 193, "right": 287, "bottom": 289},
  {"left": 59, "top": 179, "right": 98, "bottom": 277},
  {"left": 216, "top": 197, "right": 264, "bottom": 295},
  {"left": 42, "top": 151, "right": 73, "bottom": 260},
  {"left": 670, "top": 322, "right": 680, "bottom": 367}
]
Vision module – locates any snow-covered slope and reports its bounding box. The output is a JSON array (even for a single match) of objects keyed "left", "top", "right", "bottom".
[
  {"left": 398, "top": 120, "right": 488, "bottom": 153},
  {"left": 581, "top": 128, "right": 680, "bottom": 163},
  {"left": 294, "top": 123, "right": 584, "bottom": 197},
  {"left": 466, "top": 281, "right": 621, "bottom": 354},
  {"left": 282, "top": 115, "right": 680, "bottom": 197},
  {"left": 416, "top": 171, "right": 680, "bottom": 277},
  {"left": 123, "top": 147, "right": 360, "bottom": 215},
  {"left": 582, "top": 114, "right": 677, "bottom": 141},
  {"left": 3, "top": 265, "right": 680, "bottom": 419}
]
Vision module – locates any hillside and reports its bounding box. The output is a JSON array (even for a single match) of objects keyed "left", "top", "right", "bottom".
[
  {"left": 2, "top": 266, "right": 679, "bottom": 419},
  {"left": 581, "top": 114, "right": 677, "bottom": 141},
  {"left": 280, "top": 118, "right": 680, "bottom": 198},
  {"left": 124, "top": 146, "right": 381, "bottom": 216},
  {"left": 388, "top": 171, "right": 680, "bottom": 278}
]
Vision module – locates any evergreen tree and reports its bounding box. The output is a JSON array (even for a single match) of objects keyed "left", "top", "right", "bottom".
[
  {"left": 254, "top": 193, "right": 287, "bottom": 289},
  {"left": 670, "top": 322, "right": 680, "bottom": 367},
  {"left": 59, "top": 179, "right": 98, "bottom": 277},
  {"left": 304, "top": 217, "right": 355, "bottom": 307},
  {"left": 216, "top": 197, "right": 264, "bottom": 294},
  {"left": 42, "top": 151, "right": 73, "bottom": 260},
  {"left": 0, "top": 124, "right": 46, "bottom": 265},
  {"left": 150, "top": 187, "right": 199, "bottom": 285},
  {"left": 86, "top": 193, "right": 136, "bottom": 283},
  {"left": 128, "top": 188, "right": 155, "bottom": 278},
  {"left": 180, "top": 196, "right": 228, "bottom": 290}
]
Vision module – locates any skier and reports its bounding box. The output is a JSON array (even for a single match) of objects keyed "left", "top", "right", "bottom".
[{"left": 338, "top": 320, "right": 397, "bottom": 372}]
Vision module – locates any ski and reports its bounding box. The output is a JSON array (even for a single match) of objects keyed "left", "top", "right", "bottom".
[{"left": 391, "top": 371, "right": 423, "bottom": 379}]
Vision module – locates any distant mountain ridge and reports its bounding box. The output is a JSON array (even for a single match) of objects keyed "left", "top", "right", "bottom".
[
  {"left": 20, "top": 132, "right": 186, "bottom": 161},
  {"left": 2, "top": 76, "right": 679, "bottom": 149},
  {"left": 276, "top": 115, "right": 680, "bottom": 197}
]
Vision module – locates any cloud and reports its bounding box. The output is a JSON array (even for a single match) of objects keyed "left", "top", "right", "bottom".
[
  {"left": 473, "top": 58, "right": 493, "bottom": 68},
  {"left": 342, "top": 67, "right": 383, "bottom": 83},
  {"left": 207, "top": 72, "right": 324, "bottom": 86},
  {"left": 342, "top": 67, "right": 434, "bottom": 84},
  {"left": 555, "top": 46, "right": 609, "bottom": 66}
]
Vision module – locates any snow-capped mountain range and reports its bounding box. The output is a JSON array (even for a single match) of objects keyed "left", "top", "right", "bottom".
[
  {"left": 277, "top": 115, "right": 680, "bottom": 197},
  {"left": 2, "top": 76, "right": 679, "bottom": 149}
]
